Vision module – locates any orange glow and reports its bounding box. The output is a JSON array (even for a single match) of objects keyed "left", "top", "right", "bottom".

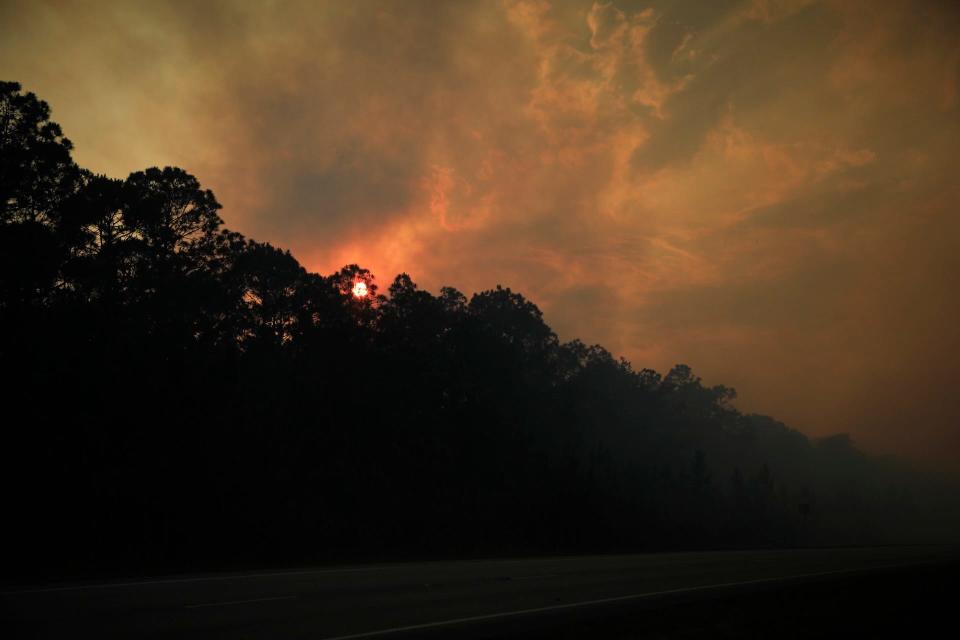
[{"left": 9, "top": 0, "right": 959, "bottom": 471}]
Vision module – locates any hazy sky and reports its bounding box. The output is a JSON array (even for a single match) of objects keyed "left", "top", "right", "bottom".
[{"left": 3, "top": 0, "right": 958, "bottom": 471}]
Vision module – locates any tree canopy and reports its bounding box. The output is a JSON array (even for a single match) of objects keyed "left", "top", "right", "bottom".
[{"left": 1, "top": 81, "right": 956, "bottom": 581}]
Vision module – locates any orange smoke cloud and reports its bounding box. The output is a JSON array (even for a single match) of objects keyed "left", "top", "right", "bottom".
[{"left": 2, "top": 0, "right": 958, "bottom": 470}]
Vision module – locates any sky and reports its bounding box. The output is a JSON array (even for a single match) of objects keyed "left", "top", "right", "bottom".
[{"left": 2, "top": 0, "right": 958, "bottom": 471}]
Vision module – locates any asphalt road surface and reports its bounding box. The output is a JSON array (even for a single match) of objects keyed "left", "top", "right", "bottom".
[{"left": 3, "top": 546, "right": 957, "bottom": 639}]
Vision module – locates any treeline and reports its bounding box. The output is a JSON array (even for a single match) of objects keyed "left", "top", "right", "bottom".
[{"left": 1, "top": 82, "right": 955, "bottom": 581}]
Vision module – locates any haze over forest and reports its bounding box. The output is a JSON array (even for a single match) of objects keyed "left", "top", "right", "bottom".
[
  {"left": 3, "top": 0, "right": 960, "bottom": 585},
  {"left": 3, "top": 74, "right": 959, "bottom": 580},
  {"left": 3, "top": 0, "right": 959, "bottom": 472}
]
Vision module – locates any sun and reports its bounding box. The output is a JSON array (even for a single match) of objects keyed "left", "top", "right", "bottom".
[{"left": 351, "top": 281, "right": 368, "bottom": 299}]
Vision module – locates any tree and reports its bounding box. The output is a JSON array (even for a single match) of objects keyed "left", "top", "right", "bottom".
[
  {"left": 232, "top": 241, "right": 306, "bottom": 345},
  {"left": 0, "top": 82, "right": 82, "bottom": 308},
  {"left": 0, "top": 81, "right": 80, "bottom": 227},
  {"left": 121, "top": 166, "right": 222, "bottom": 266}
]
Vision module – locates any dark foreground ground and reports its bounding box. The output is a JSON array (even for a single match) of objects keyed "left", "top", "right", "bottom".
[
  {"left": 483, "top": 559, "right": 960, "bottom": 639},
  {"left": 2, "top": 546, "right": 957, "bottom": 639}
]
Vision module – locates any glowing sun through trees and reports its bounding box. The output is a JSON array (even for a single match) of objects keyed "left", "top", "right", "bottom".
[
  {"left": 5, "top": 0, "right": 958, "bottom": 470},
  {"left": 352, "top": 281, "right": 368, "bottom": 299}
]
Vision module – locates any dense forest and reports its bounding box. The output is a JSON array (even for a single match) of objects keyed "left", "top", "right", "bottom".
[{"left": 1, "top": 81, "right": 956, "bottom": 581}]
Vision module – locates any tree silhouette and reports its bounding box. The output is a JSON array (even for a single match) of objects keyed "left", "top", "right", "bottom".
[{"left": 2, "top": 80, "right": 957, "bottom": 582}]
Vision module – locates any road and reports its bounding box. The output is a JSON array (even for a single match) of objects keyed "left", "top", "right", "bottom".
[{"left": 2, "top": 546, "right": 957, "bottom": 639}]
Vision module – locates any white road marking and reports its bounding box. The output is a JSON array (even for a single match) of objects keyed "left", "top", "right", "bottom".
[
  {"left": 185, "top": 595, "right": 297, "bottom": 609},
  {"left": 317, "top": 561, "right": 933, "bottom": 640}
]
